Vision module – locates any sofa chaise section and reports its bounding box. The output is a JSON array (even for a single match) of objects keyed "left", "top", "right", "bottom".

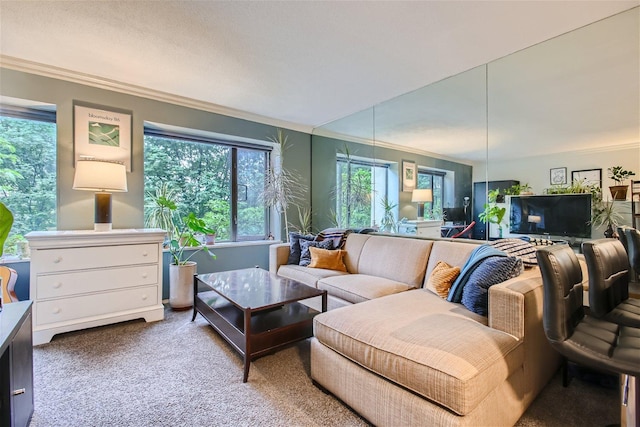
[{"left": 311, "top": 265, "right": 561, "bottom": 426}]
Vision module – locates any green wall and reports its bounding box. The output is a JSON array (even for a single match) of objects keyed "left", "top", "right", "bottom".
[{"left": 0, "top": 67, "right": 311, "bottom": 298}]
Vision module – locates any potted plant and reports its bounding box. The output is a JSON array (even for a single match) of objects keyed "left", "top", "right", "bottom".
[
  {"left": 168, "top": 213, "right": 216, "bottom": 309},
  {"left": 262, "top": 129, "right": 307, "bottom": 242},
  {"left": 591, "top": 199, "right": 624, "bottom": 238},
  {"left": 607, "top": 166, "right": 635, "bottom": 200},
  {"left": 478, "top": 189, "right": 506, "bottom": 238},
  {"left": 380, "top": 197, "right": 398, "bottom": 233},
  {"left": 202, "top": 220, "right": 217, "bottom": 245},
  {"left": 144, "top": 183, "right": 178, "bottom": 239}
]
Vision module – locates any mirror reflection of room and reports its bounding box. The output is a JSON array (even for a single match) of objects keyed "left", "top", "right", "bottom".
[{"left": 312, "top": 7, "right": 639, "bottom": 246}]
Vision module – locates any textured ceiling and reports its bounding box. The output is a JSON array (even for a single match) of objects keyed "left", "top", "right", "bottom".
[{"left": 1, "top": 1, "right": 638, "bottom": 133}]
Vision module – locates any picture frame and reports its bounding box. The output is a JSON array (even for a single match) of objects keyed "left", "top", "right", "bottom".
[
  {"left": 74, "top": 101, "right": 133, "bottom": 171},
  {"left": 571, "top": 168, "right": 602, "bottom": 188},
  {"left": 549, "top": 167, "right": 567, "bottom": 185},
  {"left": 402, "top": 160, "right": 416, "bottom": 192}
]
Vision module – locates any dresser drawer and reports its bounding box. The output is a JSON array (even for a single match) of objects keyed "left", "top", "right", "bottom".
[
  {"left": 32, "top": 243, "right": 159, "bottom": 273},
  {"left": 35, "top": 285, "right": 159, "bottom": 326},
  {"left": 35, "top": 265, "right": 159, "bottom": 299}
]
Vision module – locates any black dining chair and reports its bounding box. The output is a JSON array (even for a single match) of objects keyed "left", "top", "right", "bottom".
[
  {"left": 582, "top": 238, "right": 640, "bottom": 328},
  {"left": 536, "top": 244, "right": 640, "bottom": 426}
]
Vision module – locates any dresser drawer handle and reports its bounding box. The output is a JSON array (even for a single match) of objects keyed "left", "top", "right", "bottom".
[
  {"left": 53, "top": 257, "right": 63, "bottom": 264},
  {"left": 141, "top": 294, "right": 148, "bottom": 300},
  {"left": 53, "top": 282, "right": 62, "bottom": 289},
  {"left": 142, "top": 251, "right": 149, "bottom": 257},
  {"left": 52, "top": 307, "right": 61, "bottom": 314},
  {"left": 142, "top": 273, "right": 148, "bottom": 279},
  {"left": 11, "top": 388, "right": 26, "bottom": 396}
]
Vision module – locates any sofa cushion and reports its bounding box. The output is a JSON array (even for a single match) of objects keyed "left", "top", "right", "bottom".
[
  {"left": 308, "top": 247, "right": 347, "bottom": 272},
  {"left": 424, "top": 240, "right": 479, "bottom": 280},
  {"left": 356, "top": 235, "right": 433, "bottom": 288},
  {"left": 313, "top": 290, "right": 523, "bottom": 416},
  {"left": 287, "top": 232, "right": 316, "bottom": 265},
  {"left": 299, "top": 239, "right": 334, "bottom": 267},
  {"left": 342, "top": 233, "right": 372, "bottom": 273},
  {"left": 461, "top": 256, "right": 523, "bottom": 316},
  {"left": 425, "top": 261, "right": 461, "bottom": 298},
  {"left": 277, "top": 264, "right": 348, "bottom": 288},
  {"left": 317, "top": 274, "right": 413, "bottom": 304}
]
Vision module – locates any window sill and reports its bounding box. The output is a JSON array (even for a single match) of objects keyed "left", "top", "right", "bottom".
[{"left": 163, "top": 239, "right": 283, "bottom": 252}]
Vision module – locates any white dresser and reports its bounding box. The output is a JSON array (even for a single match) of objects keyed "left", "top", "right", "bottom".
[{"left": 25, "top": 229, "right": 166, "bottom": 345}]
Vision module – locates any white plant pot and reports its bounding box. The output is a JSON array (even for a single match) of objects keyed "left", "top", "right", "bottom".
[{"left": 169, "top": 261, "right": 197, "bottom": 309}]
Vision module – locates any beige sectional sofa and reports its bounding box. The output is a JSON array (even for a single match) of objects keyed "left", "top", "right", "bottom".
[{"left": 269, "top": 233, "right": 561, "bottom": 426}]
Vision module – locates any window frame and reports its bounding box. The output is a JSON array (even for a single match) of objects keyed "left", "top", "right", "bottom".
[{"left": 143, "top": 127, "right": 270, "bottom": 242}]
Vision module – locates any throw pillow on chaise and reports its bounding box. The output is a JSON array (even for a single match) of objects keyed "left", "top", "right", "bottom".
[
  {"left": 461, "top": 256, "right": 523, "bottom": 316},
  {"left": 425, "top": 261, "right": 461, "bottom": 298},
  {"left": 308, "top": 246, "right": 347, "bottom": 272}
]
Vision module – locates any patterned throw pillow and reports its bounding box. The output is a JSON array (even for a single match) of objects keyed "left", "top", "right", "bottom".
[
  {"left": 461, "top": 256, "right": 523, "bottom": 316},
  {"left": 526, "top": 237, "right": 554, "bottom": 247},
  {"left": 299, "top": 239, "right": 334, "bottom": 267},
  {"left": 308, "top": 247, "right": 347, "bottom": 272},
  {"left": 316, "top": 228, "right": 352, "bottom": 249},
  {"left": 287, "top": 232, "right": 316, "bottom": 265},
  {"left": 426, "top": 261, "right": 461, "bottom": 298},
  {"left": 489, "top": 238, "right": 537, "bottom": 267}
]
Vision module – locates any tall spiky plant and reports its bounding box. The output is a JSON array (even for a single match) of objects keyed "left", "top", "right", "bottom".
[
  {"left": 144, "top": 183, "right": 179, "bottom": 239},
  {"left": 262, "top": 129, "right": 306, "bottom": 241}
]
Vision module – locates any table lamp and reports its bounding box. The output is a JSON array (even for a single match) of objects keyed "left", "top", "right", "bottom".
[
  {"left": 73, "top": 158, "right": 128, "bottom": 231},
  {"left": 411, "top": 189, "right": 433, "bottom": 220}
]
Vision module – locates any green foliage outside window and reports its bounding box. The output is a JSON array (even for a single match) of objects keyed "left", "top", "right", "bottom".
[
  {"left": 0, "top": 116, "right": 57, "bottom": 257},
  {"left": 143, "top": 134, "right": 267, "bottom": 241}
]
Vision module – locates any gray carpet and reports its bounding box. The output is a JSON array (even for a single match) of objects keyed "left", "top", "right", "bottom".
[{"left": 29, "top": 306, "right": 619, "bottom": 427}]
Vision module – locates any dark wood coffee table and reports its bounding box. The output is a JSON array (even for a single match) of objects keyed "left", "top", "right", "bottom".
[{"left": 192, "top": 267, "right": 327, "bottom": 382}]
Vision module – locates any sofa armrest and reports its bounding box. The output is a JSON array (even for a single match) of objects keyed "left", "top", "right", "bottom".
[
  {"left": 269, "top": 243, "right": 291, "bottom": 275},
  {"left": 488, "top": 268, "right": 541, "bottom": 340},
  {"left": 488, "top": 267, "right": 561, "bottom": 406}
]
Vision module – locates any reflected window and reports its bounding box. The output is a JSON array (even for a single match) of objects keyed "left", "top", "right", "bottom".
[
  {"left": 144, "top": 129, "right": 268, "bottom": 242},
  {"left": 336, "top": 157, "right": 388, "bottom": 229},
  {"left": 417, "top": 169, "right": 444, "bottom": 218}
]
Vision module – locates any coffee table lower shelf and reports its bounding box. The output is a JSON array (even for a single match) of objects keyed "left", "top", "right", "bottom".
[{"left": 193, "top": 290, "right": 323, "bottom": 382}]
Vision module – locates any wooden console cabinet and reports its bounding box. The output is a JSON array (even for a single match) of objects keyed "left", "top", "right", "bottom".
[
  {"left": 25, "top": 229, "right": 166, "bottom": 345},
  {"left": 0, "top": 301, "right": 34, "bottom": 427}
]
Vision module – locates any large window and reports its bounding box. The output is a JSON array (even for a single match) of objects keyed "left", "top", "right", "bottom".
[
  {"left": 336, "top": 157, "right": 388, "bottom": 229},
  {"left": 417, "top": 169, "right": 444, "bottom": 219},
  {"left": 0, "top": 109, "right": 57, "bottom": 258},
  {"left": 143, "top": 129, "right": 268, "bottom": 242}
]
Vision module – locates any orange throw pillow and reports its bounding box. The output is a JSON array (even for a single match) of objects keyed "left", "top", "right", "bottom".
[
  {"left": 426, "top": 261, "right": 461, "bottom": 298},
  {"left": 308, "top": 247, "right": 347, "bottom": 272}
]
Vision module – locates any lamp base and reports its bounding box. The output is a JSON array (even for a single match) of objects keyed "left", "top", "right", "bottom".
[
  {"left": 94, "top": 192, "right": 113, "bottom": 232},
  {"left": 94, "top": 223, "right": 112, "bottom": 232}
]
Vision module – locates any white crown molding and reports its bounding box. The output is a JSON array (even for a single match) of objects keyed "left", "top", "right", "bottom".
[{"left": 0, "top": 55, "right": 314, "bottom": 134}]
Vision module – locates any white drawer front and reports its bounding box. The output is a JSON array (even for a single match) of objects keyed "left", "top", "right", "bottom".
[
  {"left": 36, "top": 265, "right": 159, "bottom": 299},
  {"left": 36, "top": 285, "right": 159, "bottom": 326},
  {"left": 33, "top": 243, "right": 159, "bottom": 273}
]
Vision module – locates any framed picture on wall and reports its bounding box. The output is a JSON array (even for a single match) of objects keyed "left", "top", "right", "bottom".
[
  {"left": 549, "top": 167, "right": 567, "bottom": 185},
  {"left": 73, "top": 101, "right": 133, "bottom": 171},
  {"left": 402, "top": 160, "right": 416, "bottom": 192},
  {"left": 571, "top": 168, "right": 602, "bottom": 188}
]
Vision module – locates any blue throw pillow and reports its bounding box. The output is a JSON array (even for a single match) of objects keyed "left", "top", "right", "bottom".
[
  {"left": 461, "top": 256, "right": 523, "bottom": 316},
  {"left": 287, "top": 232, "right": 316, "bottom": 265},
  {"left": 299, "top": 239, "right": 334, "bottom": 267}
]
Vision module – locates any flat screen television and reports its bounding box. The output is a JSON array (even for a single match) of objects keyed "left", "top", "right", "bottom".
[{"left": 509, "top": 194, "right": 592, "bottom": 238}]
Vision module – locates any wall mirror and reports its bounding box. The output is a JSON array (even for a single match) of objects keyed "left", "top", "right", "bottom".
[{"left": 312, "top": 6, "right": 639, "bottom": 241}]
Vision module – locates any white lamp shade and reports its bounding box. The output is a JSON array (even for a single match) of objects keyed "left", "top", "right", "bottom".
[
  {"left": 411, "top": 189, "right": 433, "bottom": 203},
  {"left": 73, "top": 159, "right": 128, "bottom": 192}
]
